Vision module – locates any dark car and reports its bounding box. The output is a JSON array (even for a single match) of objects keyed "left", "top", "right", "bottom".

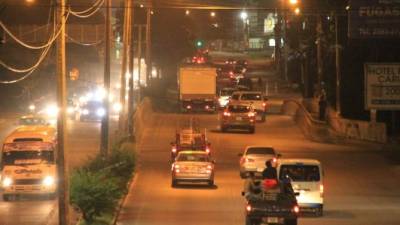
[{"left": 80, "top": 101, "right": 105, "bottom": 122}]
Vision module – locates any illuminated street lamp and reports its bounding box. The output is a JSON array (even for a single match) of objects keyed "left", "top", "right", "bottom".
[
  {"left": 294, "top": 7, "right": 300, "bottom": 15},
  {"left": 210, "top": 11, "right": 216, "bottom": 17},
  {"left": 240, "top": 11, "right": 248, "bottom": 21},
  {"left": 289, "top": 0, "right": 298, "bottom": 5},
  {"left": 185, "top": 9, "right": 190, "bottom": 15}
]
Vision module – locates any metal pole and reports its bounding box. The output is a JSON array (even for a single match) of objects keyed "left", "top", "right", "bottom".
[
  {"left": 335, "top": 14, "right": 341, "bottom": 115},
  {"left": 101, "top": 0, "right": 111, "bottom": 156},
  {"left": 316, "top": 15, "right": 323, "bottom": 93},
  {"left": 138, "top": 25, "right": 142, "bottom": 88},
  {"left": 119, "top": 0, "right": 130, "bottom": 132},
  {"left": 274, "top": 8, "right": 282, "bottom": 74},
  {"left": 127, "top": 0, "right": 135, "bottom": 138},
  {"left": 282, "top": 3, "right": 288, "bottom": 81},
  {"left": 56, "top": 0, "right": 69, "bottom": 224},
  {"left": 145, "top": 8, "right": 152, "bottom": 86}
]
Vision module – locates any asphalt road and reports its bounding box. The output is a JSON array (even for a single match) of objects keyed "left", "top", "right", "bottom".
[
  {"left": 0, "top": 116, "right": 115, "bottom": 225},
  {"left": 117, "top": 101, "right": 400, "bottom": 225}
]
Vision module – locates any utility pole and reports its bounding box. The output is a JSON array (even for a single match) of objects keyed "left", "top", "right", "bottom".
[
  {"left": 274, "top": 9, "right": 282, "bottom": 75},
  {"left": 335, "top": 14, "right": 341, "bottom": 115},
  {"left": 316, "top": 15, "right": 323, "bottom": 94},
  {"left": 137, "top": 25, "right": 142, "bottom": 91},
  {"left": 101, "top": 0, "right": 111, "bottom": 156},
  {"left": 119, "top": 0, "right": 131, "bottom": 133},
  {"left": 145, "top": 7, "right": 152, "bottom": 86},
  {"left": 56, "top": 0, "right": 69, "bottom": 224},
  {"left": 127, "top": 0, "right": 135, "bottom": 138}
]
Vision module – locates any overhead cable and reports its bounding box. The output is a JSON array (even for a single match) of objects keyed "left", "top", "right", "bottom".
[
  {"left": 68, "top": 0, "right": 103, "bottom": 15},
  {"left": 69, "top": 0, "right": 105, "bottom": 18}
]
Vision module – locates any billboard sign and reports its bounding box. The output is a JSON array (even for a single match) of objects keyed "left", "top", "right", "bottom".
[
  {"left": 349, "top": 0, "right": 400, "bottom": 39},
  {"left": 364, "top": 63, "right": 400, "bottom": 110}
]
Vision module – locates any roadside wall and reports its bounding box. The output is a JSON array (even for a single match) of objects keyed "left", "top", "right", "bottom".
[{"left": 134, "top": 97, "right": 154, "bottom": 144}]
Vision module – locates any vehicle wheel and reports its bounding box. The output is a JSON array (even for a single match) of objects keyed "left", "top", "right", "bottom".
[
  {"left": 171, "top": 179, "right": 178, "bottom": 187},
  {"left": 249, "top": 127, "right": 255, "bottom": 134},
  {"left": 284, "top": 218, "right": 297, "bottom": 225},
  {"left": 315, "top": 205, "right": 323, "bottom": 217},
  {"left": 208, "top": 179, "right": 214, "bottom": 186},
  {"left": 3, "top": 194, "right": 12, "bottom": 202},
  {"left": 261, "top": 114, "right": 266, "bottom": 122},
  {"left": 245, "top": 216, "right": 260, "bottom": 225}
]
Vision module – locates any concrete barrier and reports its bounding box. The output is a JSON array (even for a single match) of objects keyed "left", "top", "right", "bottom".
[
  {"left": 133, "top": 97, "right": 154, "bottom": 145},
  {"left": 281, "top": 99, "right": 341, "bottom": 143}
]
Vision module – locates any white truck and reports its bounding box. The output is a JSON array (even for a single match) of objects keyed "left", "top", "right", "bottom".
[
  {"left": 1, "top": 126, "right": 57, "bottom": 201},
  {"left": 179, "top": 65, "right": 217, "bottom": 113}
]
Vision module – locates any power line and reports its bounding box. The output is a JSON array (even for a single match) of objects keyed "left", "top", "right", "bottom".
[
  {"left": 65, "top": 33, "right": 103, "bottom": 46},
  {"left": 69, "top": 0, "right": 105, "bottom": 18},
  {"left": 68, "top": 0, "right": 103, "bottom": 15}
]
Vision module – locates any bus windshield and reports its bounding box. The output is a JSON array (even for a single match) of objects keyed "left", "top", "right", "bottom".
[{"left": 2, "top": 151, "right": 55, "bottom": 165}]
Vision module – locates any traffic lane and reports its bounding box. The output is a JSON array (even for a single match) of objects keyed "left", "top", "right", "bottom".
[
  {"left": 118, "top": 113, "right": 246, "bottom": 225},
  {"left": 118, "top": 112, "right": 400, "bottom": 225}
]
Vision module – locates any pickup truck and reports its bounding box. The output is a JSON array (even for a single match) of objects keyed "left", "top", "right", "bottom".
[{"left": 243, "top": 180, "right": 299, "bottom": 225}]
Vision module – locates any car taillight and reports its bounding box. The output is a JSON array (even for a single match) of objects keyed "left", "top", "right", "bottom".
[
  {"left": 245, "top": 158, "right": 255, "bottom": 163},
  {"left": 223, "top": 111, "right": 231, "bottom": 117},
  {"left": 205, "top": 105, "right": 210, "bottom": 109},
  {"left": 206, "top": 147, "right": 210, "bottom": 154},
  {"left": 320, "top": 184, "right": 324, "bottom": 195},
  {"left": 293, "top": 205, "right": 300, "bottom": 214},
  {"left": 272, "top": 157, "right": 277, "bottom": 163},
  {"left": 172, "top": 147, "right": 177, "bottom": 153},
  {"left": 246, "top": 204, "right": 252, "bottom": 212},
  {"left": 262, "top": 102, "right": 267, "bottom": 107},
  {"left": 186, "top": 105, "right": 192, "bottom": 109}
]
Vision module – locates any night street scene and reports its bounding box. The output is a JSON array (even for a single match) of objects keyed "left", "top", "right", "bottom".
[{"left": 1, "top": 0, "right": 400, "bottom": 225}]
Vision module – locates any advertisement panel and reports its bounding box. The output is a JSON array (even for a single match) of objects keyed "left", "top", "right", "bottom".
[
  {"left": 349, "top": 0, "right": 400, "bottom": 38},
  {"left": 364, "top": 63, "right": 400, "bottom": 109}
]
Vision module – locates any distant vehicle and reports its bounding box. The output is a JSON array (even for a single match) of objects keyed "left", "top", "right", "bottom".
[
  {"left": 236, "top": 59, "right": 248, "bottom": 68},
  {"left": 230, "top": 91, "right": 268, "bottom": 122},
  {"left": 220, "top": 104, "right": 256, "bottom": 133},
  {"left": 170, "top": 127, "right": 211, "bottom": 160},
  {"left": 225, "top": 58, "right": 236, "bottom": 65},
  {"left": 80, "top": 100, "right": 105, "bottom": 122},
  {"left": 178, "top": 65, "right": 217, "bottom": 113},
  {"left": 1, "top": 126, "right": 57, "bottom": 201},
  {"left": 238, "top": 146, "right": 280, "bottom": 178},
  {"left": 18, "top": 115, "right": 48, "bottom": 126},
  {"left": 218, "top": 87, "right": 237, "bottom": 108},
  {"left": 171, "top": 151, "right": 215, "bottom": 187},
  {"left": 277, "top": 159, "right": 324, "bottom": 216},
  {"left": 242, "top": 176, "right": 299, "bottom": 225}
]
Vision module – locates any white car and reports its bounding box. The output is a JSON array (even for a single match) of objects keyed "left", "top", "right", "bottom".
[
  {"left": 171, "top": 151, "right": 215, "bottom": 187},
  {"left": 230, "top": 91, "right": 268, "bottom": 122},
  {"left": 238, "top": 146, "right": 280, "bottom": 178},
  {"left": 218, "top": 87, "right": 237, "bottom": 108},
  {"left": 277, "top": 159, "right": 324, "bottom": 216}
]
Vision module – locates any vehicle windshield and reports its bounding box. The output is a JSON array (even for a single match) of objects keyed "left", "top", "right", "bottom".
[
  {"left": 19, "top": 117, "right": 47, "bottom": 126},
  {"left": 2, "top": 151, "right": 55, "bottom": 165},
  {"left": 220, "top": 89, "right": 235, "bottom": 96},
  {"left": 279, "top": 165, "right": 320, "bottom": 182},
  {"left": 177, "top": 153, "right": 209, "bottom": 162},
  {"left": 228, "top": 105, "right": 250, "bottom": 113},
  {"left": 85, "top": 101, "right": 103, "bottom": 109},
  {"left": 241, "top": 93, "right": 262, "bottom": 101},
  {"left": 246, "top": 147, "right": 275, "bottom": 155}
]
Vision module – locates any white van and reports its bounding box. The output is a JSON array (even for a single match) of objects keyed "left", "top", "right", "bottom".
[
  {"left": 1, "top": 125, "right": 57, "bottom": 201},
  {"left": 277, "top": 159, "right": 324, "bottom": 216}
]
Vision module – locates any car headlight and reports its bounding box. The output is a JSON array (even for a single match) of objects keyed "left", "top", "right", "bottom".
[
  {"left": 43, "top": 176, "right": 55, "bottom": 187},
  {"left": 67, "top": 106, "right": 74, "bottom": 114},
  {"left": 46, "top": 105, "right": 59, "bottom": 117},
  {"left": 82, "top": 109, "right": 89, "bottom": 115},
  {"left": 2, "top": 177, "right": 13, "bottom": 187},
  {"left": 96, "top": 108, "right": 105, "bottom": 117},
  {"left": 113, "top": 103, "right": 122, "bottom": 112},
  {"left": 29, "top": 104, "right": 36, "bottom": 111}
]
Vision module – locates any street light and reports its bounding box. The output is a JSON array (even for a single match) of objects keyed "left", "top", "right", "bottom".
[
  {"left": 185, "top": 9, "right": 190, "bottom": 15},
  {"left": 289, "top": 0, "right": 298, "bottom": 5},
  {"left": 294, "top": 7, "right": 300, "bottom": 15},
  {"left": 210, "top": 11, "right": 216, "bottom": 17},
  {"left": 240, "top": 11, "right": 248, "bottom": 20}
]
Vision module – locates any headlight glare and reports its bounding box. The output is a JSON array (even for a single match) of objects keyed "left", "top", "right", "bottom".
[
  {"left": 2, "top": 177, "right": 12, "bottom": 187},
  {"left": 43, "top": 176, "right": 55, "bottom": 186},
  {"left": 96, "top": 108, "right": 105, "bottom": 117}
]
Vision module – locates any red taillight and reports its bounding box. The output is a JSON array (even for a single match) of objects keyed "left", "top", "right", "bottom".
[
  {"left": 223, "top": 111, "right": 231, "bottom": 117},
  {"left": 205, "top": 105, "right": 210, "bottom": 109},
  {"left": 246, "top": 204, "right": 252, "bottom": 212},
  {"left": 172, "top": 147, "right": 177, "bottom": 153},
  {"left": 320, "top": 184, "right": 324, "bottom": 195},
  {"left": 262, "top": 102, "right": 267, "bottom": 107},
  {"left": 272, "top": 157, "right": 277, "bottom": 163},
  {"left": 293, "top": 205, "right": 300, "bottom": 214},
  {"left": 186, "top": 105, "right": 192, "bottom": 109}
]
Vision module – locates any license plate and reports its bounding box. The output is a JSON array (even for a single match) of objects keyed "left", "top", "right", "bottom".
[
  {"left": 236, "top": 117, "right": 242, "bottom": 121},
  {"left": 267, "top": 217, "right": 278, "bottom": 223}
]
